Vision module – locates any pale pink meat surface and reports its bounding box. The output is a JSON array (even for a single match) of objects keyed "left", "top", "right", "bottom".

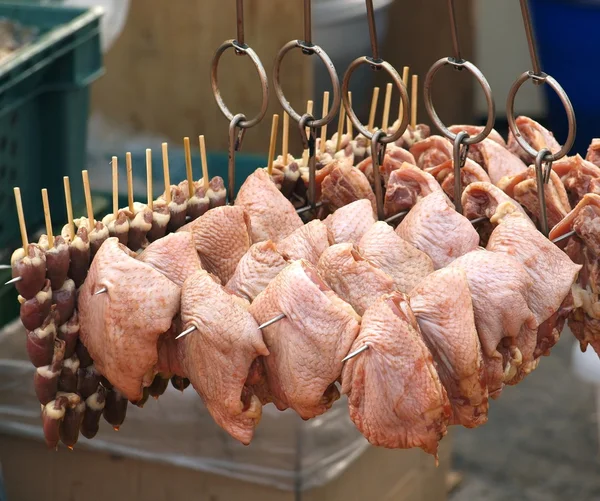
[
  {"left": 276, "top": 219, "right": 331, "bottom": 265},
  {"left": 181, "top": 205, "right": 251, "bottom": 284},
  {"left": 137, "top": 232, "right": 202, "bottom": 287},
  {"left": 249, "top": 260, "right": 360, "bottom": 419},
  {"left": 586, "top": 139, "right": 600, "bottom": 167},
  {"left": 389, "top": 122, "right": 431, "bottom": 149},
  {"left": 396, "top": 191, "right": 480, "bottom": 269},
  {"left": 508, "top": 116, "right": 561, "bottom": 164},
  {"left": 410, "top": 268, "right": 488, "bottom": 428},
  {"left": 552, "top": 154, "right": 600, "bottom": 207},
  {"left": 226, "top": 241, "right": 288, "bottom": 302},
  {"left": 426, "top": 158, "right": 491, "bottom": 202},
  {"left": 497, "top": 166, "right": 571, "bottom": 229},
  {"left": 155, "top": 319, "right": 185, "bottom": 377},
  {"left": 78, "top": 238, "right": 180, "bottom": 401},
  {"left": 324, "top": 199, "right": 376, "bottom": 245},
  {"left": 321, "top": 163, "right": 377, "bottom": 214},
  {"left": 317, "top": 243, "right": 395, "bottom": 316},
  {"left": 448, "top": 125, "right": 507, "bottom": 148},
  {"left": 409, "top": 135, "right": 452, "bottom": 170},
  {"left": 462, "top": 182, "right": 530, "bottom": 222},
  {"left": 234, "top": 168, "right": 303, "bottom": 243},
  {"left": 474, "top": 138, "right": 528, "bottom": 185},
  {"left": 384, "top": 163, "right": 442, "bottom": 217},
  {"left": 359, "top": 221, "right": 433, "bottom": 293},
  {"left": 341, "top": 292, "right": 449, "bottom": 456},
  {"left": 179, "top": 270, "right": 269, "bottom": 445},
  {"left": 356, "top": 143, "right": 416, "bottom": 187}
]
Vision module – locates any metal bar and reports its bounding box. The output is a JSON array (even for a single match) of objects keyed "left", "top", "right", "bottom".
[
  {"left": 535, "top": 150, "right": 550, "bottom": 237},
  {"left": 519, "top": 0, "right": 542, "bottom": 77},
  {"left": 447, "top": 0, "right": 462, "bottom": 61},
  {"left": 304, "top": 0, "right": 312, "bottom": 45},
  {"left": 365, "top": 0, "right": 379, "bottom": 61},
  {"left": 236, "top": 0, "right": 244, "bottom": 46}
]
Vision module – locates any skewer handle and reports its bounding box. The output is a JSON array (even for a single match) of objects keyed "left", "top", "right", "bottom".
[
  {"left": 282, "top": 112, "right": 289, "bottom": 164},
  {"left": 146, "top": 149, "right": 153, "bottom": 210},
  {"left": 368, "top": 87, "right": 380, "bottom": 132},
  {"left": 112, "top": 156, "right": 118, "bottom": 218},
  {"left": 63, "top": 177, "right": 75, "bottom": 242},
  {"left": 81, "top": 170, "right": 94, "bottom": 230},
  {"left": 41, "top": 188, "right": 53, "bottom": 249},
  {"left": 346, "top": 91, "right": 353, "bottom": 137},
  {"left": 319, "top": 91, "right": 330, "bottom": 155},
  {"left": 184, "top": 137, "right": 194, "bottom": 199},
  {"left": 267, "top": 114, "right": 280, "bottom": 176},
  {"left": 199, "top": 135, "right": 210, "bottom": 192},
  {"left": 162, "top": 142, "right": 171, "bottom": 204},
  {"left": 126, "top": 152, "right": 134, "bottom": 214},
  {"left": 13, "top": 187, "right": 28, "bottom": 250},
  {"left": 336, "top": 105, "right": 346, "bottom": 152},
  {"left": 399, "top": 66, "right": 409, "bottom": 121},
  {"left": 382, "top": 83, "right": 393, "bottom": 131},
  {"left": 411, "top": 74, "right": 418, "bottom": 129}
]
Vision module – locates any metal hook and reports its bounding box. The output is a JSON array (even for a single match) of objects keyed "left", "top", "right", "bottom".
[
  {"left": 228, "top": 114, "right": 247, "bottom": 202},
  {"left": 447, "top": 0, "right": 463, "bottom": 64},
  {"left": 235, "top": 0, "right": 245, "bottom": 53},
  {"left": 365, "top": 0, "right": 381, "bottom": 64},
  {"left": 518, "top": 0, "right": 542, "bottom": 81},
  {"left": 299, "top": 113, "right": 318, "bottom": 212},
  {"left": 452, "top": 130, "right": 469, "bottom": 214},
  {"left": 302, "top": 0, "right": 313, "bottom": 51},
  {"left": 534, "top": 148, "right": 553, "bottom": 237},
  {"left": 371, "top": 130, "right": 387, "bottom": 220}
]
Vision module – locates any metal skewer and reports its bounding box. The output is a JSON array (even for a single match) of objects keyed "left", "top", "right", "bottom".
[
  {"left": 342, "top": 344, "right": 370, "bottom": 363},
  {"left": 177, "top": 312, "right": 287, "bottom": 340}
]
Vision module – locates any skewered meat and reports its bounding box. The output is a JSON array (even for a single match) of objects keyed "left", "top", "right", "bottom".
[
  {"left": 77, "top": 364, "right": 101, "bottom": 399},
  {"left": 321, "top": 162, "right": 376, "bottom": 214},
  {"left": 235, "top": 169, "right": 303, "bottom": 243},
  {"left": 81, "top": 385, "right": 106, "bottom": 439},
  {"left": 461, "top": 181, "right": 530, "bottom": 222},
  {"left": 10, "top": 244, "right": 46, "bottom": 299},
  {"left": 552, "top": 154, "right": 600, "bottom": 207},
  {"left": 226, "top": 241, "right": 288, "bottom": 302},
  {"left": 448, "top": 125, "right": 507, "bottom": 150},
  {"left": 147, "top": 199, "right": 171, "bottom": 242},
  {"left": 78, "top": 238, "right": 180, "bottom": 401},
  {"left": 356, "top": 143, "right": 416, "bottom": 187},
  {"left": 384, "top": 163, "right": 442, "bottom": 218},
  {"left": 586, "top": 138, "right": 600, "bottom": 167},
  {"left": 137, "top": 232, "right": 202, "bottom": 288},
  {"left": 127, "top": 202, "right": 153, "bottom": 251},
  {"left": 425, "top": 158, "right": 491, "bottom": 202},
  {"left": 410, "top": 268, "right": 488, "bottom": 428},
  {"left": 63, "top": 225, "right": 90, "bottom": 287},
  {"left": 102, "top": 210, "right": 130, "bottom": 246},
  {"left": 317, "top": 243, "right": 395, "bottom": 316},
  {"left": 207, "top": 176, "right": 227, "bottom": 208},
  {"left": 550, "top": 194, "right": 600, "bottom": 356},
  {"left": 507, "top": 116, "right": 561, "bottom": 164},
  {"left": 59, "top": 393, "right": 85, "bottom": 449},
  {"left": 276, "top": 219, "right": 331, "bottom": 265},
  {"left": 409, "top": 135, "right": 452, "bottom": 170},
  {"left": 42, "top": 396, "right": 68, "bottom": 449},
  {"left": 159, "top": 186, "right": 188, "bottom": 232},
  {"left": 34, "top": 338, "right": 66, "bottom": 405},
  {"left": 52, "top": 279, "right": 75, "bottom": 326},
  {"left": 250, "top": 260, "right": 360, "bottom": 419},
  {"left": 324, "top": 199, "right": 376, "bottom": 245},
  {"left": 498, "top": 166, "right": 571, "bottom": 229},
  {"left": 27, "top": 308, "right": 57, "bottom": 368},
  {"left": 448, "top": 249, "right": 537, "bottom": 397},
  {"left": 389, "top": 122, "right": 431, "bottom": 149},
  {"left": 396, "top": 191, "right": 479, "bottom": 269},
  {"left": 342, "top": 292, "right": 449, "bottom": 456},
  {"left": 179, "top": 269, "right": 269, "bottom": 444},
  {"left": 359, "top": 221, "right": 434, "bottom": 293},
  {"left": 19, "top": 279, "right": 52, "bottom": 331},
  {"left": 74, "top": 218, "right": 109, "bottom": 258},
  {"left": 178, "top": 179, "right": 210, "bottom": 220},
  {"left": 470, "top": 138, "right": 527, "bottom": 185},
  {"left": 39, "top": 235, "right": 70, "bottom": 290},
  {"left": 103, "top": 388, "right": 128, "bottom": 430},
  {"left": 155, "top": 321, "right": 185, "bottom": 378},
  {"left": 180, "top": 205, "right": 251, "bottom": 284},
  {"left": 75, "top": 340, "right": 93, "bottom": 368}
]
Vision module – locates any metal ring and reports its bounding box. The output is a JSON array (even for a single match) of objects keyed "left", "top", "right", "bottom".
[
  {"left": 424, "top": 57, "right": 495, "bottom": 146},
  {"left": 342, "top": 57, "right": 409, "bottom": 145},
  {"left": 507, "top": 71, "right": 576, "bottom": 162},
  {"left": 211, "top": 40, "right": 269, "bottom": 129},
  {"left": 273, "top": 40, "right": 341, "bottom": 129}
]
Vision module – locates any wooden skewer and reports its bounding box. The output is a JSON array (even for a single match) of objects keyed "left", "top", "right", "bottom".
[
  {"left": 111, "top": 156, "right": 118, "bottom": 218},
  {"left": 13, "top": 187, "right": 28, "bottom": 250},
  {"left": 346, "top": 92, "right": 353, "bottom": 137},
  {"left": 41, "top": 189, "right": 54, "bottom": 249},
  {"left": 399, "top": 66, "right": 410, "bottom": 121},
  {"left": 282, "top": 112, "right": 289, "bottom": 164},
  {"left": 146, "top": 148, "right": 153, "bottom": 211},
  {"left": 302, "top": 100, "right": 314, "bottom": 165},
  {"left": 382, "top": 83, "right": 393, "bottom": 131},
  {"left": 319, "top": 91, "right": 330, "bottom": 155},
  {"left": 183, "top": 137, "right": 194, "bottom": 199},
  {"left": 411, "top": 74, "right": 418, "bottom": 129},
  {"left": 162, "top": 143, "right": 171, "bottom": 204},
  {"left": 81, "top": 170, "right": 94, "bottom": 230},
  {"left": 199, "top": 135, "right": 210, "bottom": 192},
  {"left": 335, "top": 104, "right": 346, "bottom": 152},
  {"left": 367, "top": 87, "right": 380, "bottom": 132},
  {"left": 126, "top": 152, "right": 134, "bottom": 213},
  {"left": 267, "top": 114, "right": 280, "bottom": 176},
  {"left": 63, "top": 177, "right": 75, "bottom": 242}
]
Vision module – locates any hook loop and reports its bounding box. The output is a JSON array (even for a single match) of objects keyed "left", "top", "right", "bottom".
[
  {"left": 227, "top": 113, "right": 247, "bottom": 202},
  {"left": 534, "top": 148, "right": 553, "bottom": 237},
  {"left": 452, "top": 131, "right": 470, "bottom": 214},
  {"left": 298, "top": 113, "right": 318, "bottom": 211},
  {"left": 370, "top": 129, "right": 387, "bottom": 220}
]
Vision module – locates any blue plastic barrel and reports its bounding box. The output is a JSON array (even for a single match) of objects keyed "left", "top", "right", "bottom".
[{"left": 530, "top": 0, "right": 600, "bottom": 155}]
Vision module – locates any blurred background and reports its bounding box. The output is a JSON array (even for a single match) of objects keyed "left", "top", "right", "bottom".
[{"left": 1, "top": 0, "right": 600, "bottom": 500}]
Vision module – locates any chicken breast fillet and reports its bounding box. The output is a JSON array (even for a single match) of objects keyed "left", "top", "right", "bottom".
[
  {"left": 341, "top": 292, "right": 450, "bottom": 456},
  {"left": 234, "top": 168, "right": 303, "bottom": 243},
  {"left": 79, "top": 238, "right": 180, "bottom": 401},
  {"left": 410, "top": 268, "right": 488, "bottom": 428},
  {"left": 324, "top": 199, "right": 376, "bottom": 245},
  {"left": 396, "top": 191, "right": 480, "bottom": 269},
  {"left": 359, "top": 221, "right": 433, "bottom": 293},
  {"left": 276, "top": 219, "right": 331, "bottom": 265},
  {"left": 179, "top": 270, "right": 269, "bottom": 445},
  {"left": 249, "top": 260, "right": 360, "bottom": 419}
]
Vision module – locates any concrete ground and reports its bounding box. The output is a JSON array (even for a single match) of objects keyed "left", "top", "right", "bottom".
[{"left": 449, "top": 334, "right": 600, "bottom": 501}]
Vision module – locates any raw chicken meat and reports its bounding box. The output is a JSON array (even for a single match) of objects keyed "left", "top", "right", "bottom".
[
  {"left": 461, "top": 181, "right": 530, "bottom": 223},
  {"left": 235, "top": 169, "right": 303, "bottom": 243},
  {"left": 498, "top": 166, "right": 571, "bottom": 229},
  {"left": 276, "top": 219, "right": 331, "bottom": 265},
  {"left": 317, "top": 243, "right": 395, "bottom": 315},
  {"left": 356, "top": 143, "right": 416, "bottom": 187},
  {"left": 508, "top": 116, "right": 561, "bottom": 165},
  {"left": 550, "top": 194, "right": 600, "bottom": 356},
  {"left": 250, "top": 260, "right": 360, "bottom": 419},
  {"left": 384, "top": 163, "right": 442, "bottom": 218},
  {"left": 180, "top": 205, "right": 251, "bottom": 284},
  {"left": 586, "top": 138, "right": 600, "bottom": 167},
  {"left": 389, "top": 122, "right": 431, "bottom": 149},
  {"left": 137, "top": 232, "right": 202, "bottom": 287},
  {"left": 409, "top": 135, "right": 452, "bottom": 170},
  {"left": 471, "top": 138, "right": 527, "bottom": 185},
  {"left": 341, "top": 292, "right": 450, "bottom": 456},
  {"left": 410, "top": 268, "right": 488, "bottom": 428},
  {"left": 321, "top": 162, "right": 377, "bottom": 214},
  {"left": 179, "top": 269, "right": 269, "bottom": 444},
  {"left": 324, "top": 199, "right": 376, "bottom": 245},
  {"left": 226, "top": 241, "right": 288, "bottom": 302},
  {"left": 78, "top": 238, "right": 180, "bottom": 401},
  {"left": 448, "top": 125, "right": 507, "bottom": 148},
  {"left": 396, "top": 191, "right": 480, "bottom": 269},
  {"left": 552, "top": 154, "right": 600, "bottom": 207},
  {"left": 448, "top": 249, "right": 537, "bottom": 397},
  {"left": 426, "top": 158, "right": 491, "bottom": 202},
  {"left": 359, "top": 222, "right": 433, "bottom": 293},
  {"left": 300, "top": 156, "right": 354, "bottom": 202}
]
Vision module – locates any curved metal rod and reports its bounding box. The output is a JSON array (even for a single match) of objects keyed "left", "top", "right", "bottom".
[
  {"left": 228, "top": 113, "right": 247, "bottom": 202},
  {"left": 453, "top": 130, "right": 469, "bottom": 214},
  {"left": 447, "top": 0, "right": 462, "bottom": 62},
  {"left": 518, "top": 0, "right": 542, "bottom": 78},
  {"left": 298, "top": 113, "right": 318, "bottom": 211},
  {"left": 371, "top": 130, "right": 387, "bottom": 220},
  {"left": 535, "top": 148, "right": 552, "bottom": 237}
]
